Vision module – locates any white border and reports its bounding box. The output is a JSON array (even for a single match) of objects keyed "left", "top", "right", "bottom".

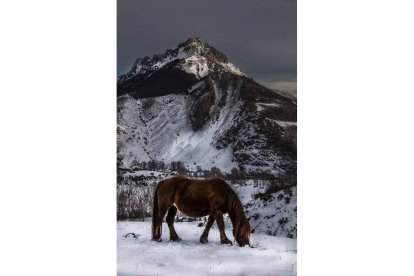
[
  {"left": 0, "top": 0, "right": 116, "bottom": 275},
  {"left": 299, "top": 0, "right": 414, "bottom": 275}
]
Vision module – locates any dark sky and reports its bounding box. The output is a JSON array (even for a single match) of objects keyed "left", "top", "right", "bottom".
[{"left": 118, "top": 0, "right": 296, "bottom": 91}]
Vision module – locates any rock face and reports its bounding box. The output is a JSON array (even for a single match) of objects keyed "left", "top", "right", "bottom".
[{"left": 117, "top": 38, "right": 296, "bottom": 175}]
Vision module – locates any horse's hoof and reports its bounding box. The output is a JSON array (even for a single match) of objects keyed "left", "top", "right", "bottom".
[
  {"left": 199, "top": 237, "right": 208, "bottom": 244},
  {"left": 151, "top": 238, "right": 162, "bottom": 242},
  {"left": 221, "top": 239, "right": 233, "bottom": 245},
  {"left": 170, "top": 237, "right": 182, "bottom": 242}
]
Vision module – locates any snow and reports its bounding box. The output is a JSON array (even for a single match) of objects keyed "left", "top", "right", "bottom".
[
  {"left": 122, "top": 170, "right": 173, "bottom": 178},
  {"left": 118, "top": 220, "right": 297, "bottom": 276},
  {"left": 274, "top": 121, "right": 297, "bottom": 128},
  {"left": 152, "top": 56, "right": 175, "bottom": 70},
  {"left": 180, "top": 54, "right": 210, "bottom": 78},
  {"left": 219, "top": 62, "right": 246, "bottom": 77},
  {"left": 187, "top": 80, "right": 205, "bottom": 94},
  {"left": 266, "top": 118, "right": 297, "bottom": 128},
  {"left": 246, "top": 187, "right": 297, "bottom": 237},
  {"left": 256, "top": 102, "right": 281, "bottom": 112},
  {"left": 118, "top": 87, "right": 242, "bottom": 172},
  {"left": 229, "top": 180, "right": 264, "bottom": 203}
]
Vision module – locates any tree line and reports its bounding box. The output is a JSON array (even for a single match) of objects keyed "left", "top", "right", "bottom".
[{"left": 121, "top": 159, "right": 295, "bottom": 181}]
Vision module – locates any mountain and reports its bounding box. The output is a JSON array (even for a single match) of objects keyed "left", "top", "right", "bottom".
[{"left": 117, "top": 38, "right": 296, "bottom": 175}]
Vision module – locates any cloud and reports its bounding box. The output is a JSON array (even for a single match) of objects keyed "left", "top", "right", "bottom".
[{"left": 117, "top": 0, "right": 296, "bottom": 83}]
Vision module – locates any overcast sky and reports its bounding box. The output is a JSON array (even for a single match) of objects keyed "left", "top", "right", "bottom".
[{"left": 118, "top": 0, "right": 296, "bottom": 91}]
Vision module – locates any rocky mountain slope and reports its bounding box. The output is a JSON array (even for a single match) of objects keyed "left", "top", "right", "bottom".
[{"left": 117, "top": 38, "right": 296, "bottom": 175}]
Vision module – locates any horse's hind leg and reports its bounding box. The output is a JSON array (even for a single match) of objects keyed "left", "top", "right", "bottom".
[
  {"left": 199, "top": 215, "right": 215, "bottom": 244},
  {"left": 166, "top": 205, "right": 181, "bottom": 242},
  {"left": 153, "top": 204, "right": 169, "bottom": 242}
]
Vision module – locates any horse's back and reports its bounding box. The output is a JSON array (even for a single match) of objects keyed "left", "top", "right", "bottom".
[
  {"left": 156, "top": 176, "right": 230, "bottom": 216},
  {"left": 167, "top": 176, "right": 228, "bottom": 194}
]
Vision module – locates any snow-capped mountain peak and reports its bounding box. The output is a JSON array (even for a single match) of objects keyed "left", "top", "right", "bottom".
[{"left": 119, "top": 38, "right": 245, "bottom": 85}]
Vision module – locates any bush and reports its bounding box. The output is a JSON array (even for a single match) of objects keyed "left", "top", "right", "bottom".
[
  {"left": 266, "top": 173, "right": 296, "bottom": 194},
  {"left": 117, "top": 184, "right": 155, "bottom": 221},
  {"left": 251, "top": 213, "right": 260, "bottom": 220},
  {"left": 254, "top": 193, "right": 274, "bottom": 201},
  {"left": 278, "top": 217, "right": 289, "bottom": 225},
  {"left": 283, "top": 187, "right": 293, "bottom": 197}
]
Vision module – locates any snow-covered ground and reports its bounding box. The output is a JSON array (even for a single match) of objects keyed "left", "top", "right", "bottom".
[{"left": 118, "top": 221, "right": 297, "bottom": 276}]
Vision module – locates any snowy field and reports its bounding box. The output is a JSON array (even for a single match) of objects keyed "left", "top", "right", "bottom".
[{"left": 118, "top": 220, "right": 297, "bottom": 276}]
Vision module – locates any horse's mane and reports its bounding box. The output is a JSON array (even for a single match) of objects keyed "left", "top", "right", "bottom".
[
  {"left": 224, "top": 182, "right": 248, "bottom": 226},
  {"left": 223, "top": 181, "right": 251, "bottom": 245}
]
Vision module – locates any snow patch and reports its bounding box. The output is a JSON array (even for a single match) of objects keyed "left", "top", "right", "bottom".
[
  {"left": 267, "top": 118, "right": 297, "bottom": 128},
  {"left": 118, "top": 221, "right": 297, "bottom": 276},
  {"left": 256, "top": 102, "right": 281, "bottom": 112},
  {"left": 220, "top": 62, "right": 246, "bottom": 77}
]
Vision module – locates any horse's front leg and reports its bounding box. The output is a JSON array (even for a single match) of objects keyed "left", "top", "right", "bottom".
[
  {"left": 199, "top": 215, "right": 215, "bottom": 244},
  {"left": 166, "top": 205, "right": 181, "bottom": 242},
  {"left": 213, "top": 210, "right": 232, "bottom": 245}
]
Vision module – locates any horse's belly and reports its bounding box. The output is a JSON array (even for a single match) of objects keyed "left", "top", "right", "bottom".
[{"left": 176, "top": 198, "right": 210, "bottom": 217}]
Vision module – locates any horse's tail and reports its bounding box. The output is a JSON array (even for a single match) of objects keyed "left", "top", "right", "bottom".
[{"left": 151, "top": 184, "right": 160, "bottom": 239}]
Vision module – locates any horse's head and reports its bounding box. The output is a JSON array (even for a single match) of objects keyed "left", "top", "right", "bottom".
[{"left": 233, "top": 218, "right": 251, "bottom": 247}]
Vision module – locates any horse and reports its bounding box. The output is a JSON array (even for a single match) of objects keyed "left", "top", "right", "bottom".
[{"left": 151, "top": 176, "right": 251, "bottom": 247}]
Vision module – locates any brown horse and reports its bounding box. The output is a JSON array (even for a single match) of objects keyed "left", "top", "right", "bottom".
[{"left": 151, "top": 176, "right": 251, "bottom": 247}]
